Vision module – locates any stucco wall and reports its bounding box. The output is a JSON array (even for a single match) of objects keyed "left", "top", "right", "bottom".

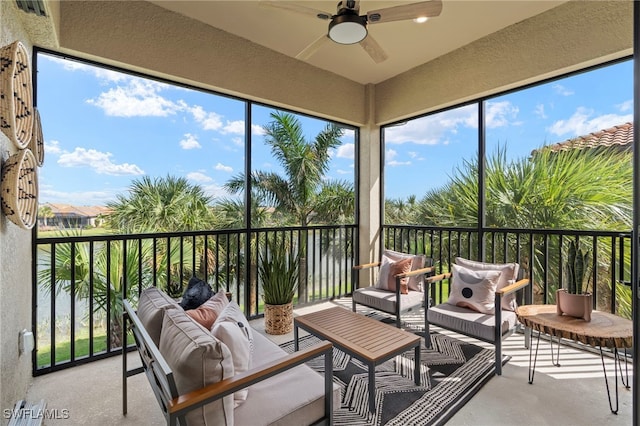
[
  {"left": 0, "top": 1, "right": 36, "bottom": 419},
  {"left": 375, "top": 0, "right": 633, "bottom": 125}
]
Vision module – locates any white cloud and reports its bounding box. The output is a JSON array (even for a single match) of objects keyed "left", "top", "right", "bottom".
[
  {"left": 57, "top": 147, "right": 144, "bottom": 176},
  {"left": 201, "top": 183, "right": 231, "bottom": 199},
  {"left": 222, "top": 120, "right": 245, "bottom": 135},
  {"left": 215, "top": 163, "right": 233, "bottom": 173},
  {"left": 386, "top": 149, "right": 398, "bottom": 160},
  {"left": 485, "top": 101, "right": 519, "bottom": 128},
  {"left": 252, "top": 124, "right": 267, "bottom": 135},
  {"left": 534, "top": 104, "right": 547, "bottom": 119},
  {"left": 87, "top": 79, "right": 182, "bottom": 117},
  {"left": 336, "top": 169, "right": 351, "bottom": 175},
  {"left": 46, "top": 139, "right": 62, "bottom": 155},
  {"left": 617, "top": 99, "right": 633, "bottom": 112},
  {"left": 231, "top": 137, "right": 244, "bottom": 146},
  {"left": 553, "top": 84, "right": 574, "bottom": 96},
  {"left": 387, "top": 160, "right": 411, "bottom": 167},
  {"left": 44, "top": 54, "right": 128, "bottom": 83},
  {"left": 187, "top": 171, "right": 213, "bottom": 183},
  {"left": 189, "top": 105, "right": 223, "bottom": 131},
  {"left": 39, "top": 187, "right": 120, "bottom": 205},
  {"left": 179, "top": 133, "right": 201, "bottom": 150},
  {"left": 547, "top": 107, "right": 633, "bottom": 137},
  {"left": 384, "top": 105, "right": 477, "bottom": 145},
  {"left": 336, "top": 143, "right": 355, "bottom": 159}
]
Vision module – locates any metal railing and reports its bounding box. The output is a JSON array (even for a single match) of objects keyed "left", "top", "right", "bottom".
[
  {"left": 33, "top": 225, "right": 356, "bottom": 374},
  {"left": 384, "top": 225, "right": 633, "bottom": 318}
]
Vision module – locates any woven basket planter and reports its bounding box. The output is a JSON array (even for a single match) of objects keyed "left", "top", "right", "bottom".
[
  {"left": 1, "top": 148, "right": 38, "bottom": 229},
  {"left": 29, "top": 107, "right": 44, "bottom": 166},
  {"left": 0, "top": 41, "right": 33, "bottom": 149},
  {"left": 264, "top": 302, "right": 294, "bottom": 335}
]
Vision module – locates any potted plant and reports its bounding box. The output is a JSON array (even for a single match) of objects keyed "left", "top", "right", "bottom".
[
  {"left": 258, "top": 237, "right": 300, "bottom": 335},
  {"left": 557, "top": 239, "right": 593, "bottom": 321}
]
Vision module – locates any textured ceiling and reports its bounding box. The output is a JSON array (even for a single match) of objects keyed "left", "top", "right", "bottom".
[{"left": 148, "top": 0, "right": 567, "bottom": 84}]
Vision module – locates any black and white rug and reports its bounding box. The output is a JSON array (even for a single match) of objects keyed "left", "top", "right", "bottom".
[{"left": 280, "top": 319, "right": 508, "bottom": 426}]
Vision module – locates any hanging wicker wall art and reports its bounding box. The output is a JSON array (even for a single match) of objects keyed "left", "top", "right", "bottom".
[
  {"left": 29, "top": 107, "right": 45, "bottom": 166},
  {"left": 1, "top": 148, "right": 38, "bottom": 229},
  {"left": 0, "top": 41, "right": 34, "bottom": 149}
]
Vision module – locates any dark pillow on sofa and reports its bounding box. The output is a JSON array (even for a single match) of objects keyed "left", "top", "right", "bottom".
[{"left": 179, "top": 276, "right": 214, "bottom": 310}]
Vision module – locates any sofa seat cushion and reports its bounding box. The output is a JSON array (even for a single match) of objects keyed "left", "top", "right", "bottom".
[
  {"left": 427, "top": 303, "right": 517, "bottom": 342},
  {"left": 159, "top": 308, "right": 235, "bottom": 426},
  {"left": 234, "top": 332, "right": 340, "bottom": 426},
  {"left": 352, "top": 286, "right": 424, "bottom": 314},
  {"left": 137, "top": 287, "right": 180, "bottom": 347}
]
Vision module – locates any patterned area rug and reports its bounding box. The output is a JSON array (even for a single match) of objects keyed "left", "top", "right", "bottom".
[{"left": 280, "top": 320, "right": 508, "bottom": 426}]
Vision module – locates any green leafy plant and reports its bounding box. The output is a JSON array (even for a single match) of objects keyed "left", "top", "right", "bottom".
[
  {"left": 565, "top": 239, "right": 592, "bottom": 294},
  {"left": 258, "top": 237, "right": 300, "bottom": 305}
]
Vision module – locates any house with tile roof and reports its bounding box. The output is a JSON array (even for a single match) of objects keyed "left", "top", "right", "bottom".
[
  {"left": 544, "top": 122, "right": 633, "bottom": 153},
  {"left": 38, "top": 203, "right": 111, "bottom": 229}
]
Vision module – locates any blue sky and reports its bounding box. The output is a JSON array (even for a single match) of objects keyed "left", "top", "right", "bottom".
[
  {"left": 384, "top": 59, "right": 633, "bottom": 198},
  {"left": 37, "top": 53, "right": 632, "bottom": 206}
]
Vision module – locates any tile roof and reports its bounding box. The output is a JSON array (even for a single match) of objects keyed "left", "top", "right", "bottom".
[
  {"left": 44, "top": 203, "right": 111, "bottom": 217},
  {"left": 544, "top": 122, "right": 633, "bottom": 152}
]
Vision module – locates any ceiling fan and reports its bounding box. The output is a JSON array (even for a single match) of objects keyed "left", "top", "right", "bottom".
[{"left": 262, "top": 1, "right": 443, "bottom": 63}]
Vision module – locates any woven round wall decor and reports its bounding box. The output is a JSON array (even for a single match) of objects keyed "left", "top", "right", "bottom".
[
  {"left": 0, "top": 41, "right": 34, "bottom": 149},
  {"left": 29, "top": 107, "right": 45, "bottom": 166},
  {"left": 1, "top": 148, "right": 38, "bottom": 229}
]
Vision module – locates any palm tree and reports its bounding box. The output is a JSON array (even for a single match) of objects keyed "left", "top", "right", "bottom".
[
  {"left": 224, "top": 111, "right": 355, "bottom": 302},
  {"left": 412, "top": 145, "right": 632, "bottom": 312},
  {"left": 38, "top": 204, "right": 55, "bottom": 228},
  {"left": 104, "top": 175, "right": 215, "bottom": 233}
]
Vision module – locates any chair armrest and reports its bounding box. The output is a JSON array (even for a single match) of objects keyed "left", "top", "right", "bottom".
[
  {"left": 496, "top": 278, "right": 530, "bottom": 296},
  {"left": 353, "top": 261, "right": 381, "bottom": 271},
  {"left": 396, "top": 266, "right": 436, "bottom": 279},
  {"left": 169, "top": 341, "right": 333, "bottom": 418},
  {"left": 424, "top": 272, "right": 452, "bottom": 285}
]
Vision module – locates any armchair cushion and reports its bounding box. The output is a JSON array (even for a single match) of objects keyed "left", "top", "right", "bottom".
[
  {"left": 383, "top": 249, "right": 427, "bottom": 291},
  {"left": 455, "top": 257, "right": 520, "bottom": 311},
  {"left": 352, "top": 286, "right": 424, "bottom": 314},
  {"left": 186, "top": 289, "right": 230, "bottom": 329},
  {"left": 427, "top": 303, "right": 517, "bottom": 342},
  {"left": 446, "top": 264, "right": 501, "bottom": 314},
  {"left": 137, "top": 287, "right": 180, "bottom": 347}
]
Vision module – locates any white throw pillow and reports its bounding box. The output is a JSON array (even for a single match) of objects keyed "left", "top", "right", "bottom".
[
  {"left": 384, "top": 249, "right": 427, "bottom": 291},
  {"left": 455, "top": 257, "right": 520, "bottom": 311},
  {"left": 447, "top": 264, "right": 502, "bottom": 314},
  {"left": 211, "top": 301, "right": 254, "bottom": 407}
]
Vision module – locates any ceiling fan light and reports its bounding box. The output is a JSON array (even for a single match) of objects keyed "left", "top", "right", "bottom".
[
  {"left": 414, "top": 16, "right": 428, "bottom": 23},
  {"left": 328, "top": 14, "right": 367, "bottom": 44}
]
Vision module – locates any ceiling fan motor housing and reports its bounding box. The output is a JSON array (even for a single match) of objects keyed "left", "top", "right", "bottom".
[{"left": 329, "top": 6, "right": 367, "bottom": 44}]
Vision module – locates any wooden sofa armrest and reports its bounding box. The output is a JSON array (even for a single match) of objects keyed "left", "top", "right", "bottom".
[{"left": 169, "top": 341, "right": 334, "bottom": 419}]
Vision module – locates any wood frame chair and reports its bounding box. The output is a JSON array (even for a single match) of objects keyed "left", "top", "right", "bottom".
[
  {"left": 424, "top": 270, "right": 530, "bottom": 375},
  {"left": 351, "top": 256, "right": 435, "bottom": 331}
]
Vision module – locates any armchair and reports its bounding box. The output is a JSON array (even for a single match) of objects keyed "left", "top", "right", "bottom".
[
  {"left": 424, "top": 258, "right": 530, "bottom": 375},
  {"left": 352, "top": 250, "right": 435, "bottom": 331}
]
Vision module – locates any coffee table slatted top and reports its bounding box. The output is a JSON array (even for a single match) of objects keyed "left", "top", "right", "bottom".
[{"left": 294, "top": 307, "right": 420, "bottom": 361}]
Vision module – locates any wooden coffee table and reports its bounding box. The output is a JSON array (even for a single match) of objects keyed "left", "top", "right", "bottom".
[
  {"left": 294, "top": 306, "right": 421, "bottom": 414},
  {"left": 516, "top": 304, "right": 632, "bottom": 414}
]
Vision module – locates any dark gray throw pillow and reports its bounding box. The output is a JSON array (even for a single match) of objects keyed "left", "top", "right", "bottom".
[{"left": 179, "top": 276, "right": 214, "bottom": 310}]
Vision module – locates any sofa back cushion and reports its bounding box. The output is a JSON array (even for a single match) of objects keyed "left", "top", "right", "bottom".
[
  {"left": 160, "top": 308, "right": 235, "bottom": 426},
  {"left": 137, "top": 287, "right": 180, "bottom": 347},
  {"left": 186, "top": 290, "right": 230, "bottom": 329}
]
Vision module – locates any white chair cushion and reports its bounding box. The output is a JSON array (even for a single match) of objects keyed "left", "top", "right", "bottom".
[
  {"left": 427, "top": 303, "right": 517, "bottom": 342},
  {"left": 136, "top": 286, "right": 179, "bottom": 347},
  {"left": 353, "top": 286, "right": 424, "bottom": 314}
]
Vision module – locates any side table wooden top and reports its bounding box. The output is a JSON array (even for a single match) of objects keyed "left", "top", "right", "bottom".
[{"left": 515, "top": 304, "right": 632, "bottom": 349}]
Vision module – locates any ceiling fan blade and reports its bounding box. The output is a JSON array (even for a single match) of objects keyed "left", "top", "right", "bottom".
[
  {"left": 359, "top": 35, "right": 388, "bottom": 63},
  {"left": 366, "top": 0, "right": 442, "bottom": 24},
  {"left": 296, "top": 34, "right": 330, "bottom": 61},
  {"left": 259, "top": 1, "right": 332, "bottom": 20}
]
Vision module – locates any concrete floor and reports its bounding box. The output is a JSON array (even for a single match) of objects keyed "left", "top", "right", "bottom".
[{"left": 24, "top": 299, "right": 633, "bottom": 425}]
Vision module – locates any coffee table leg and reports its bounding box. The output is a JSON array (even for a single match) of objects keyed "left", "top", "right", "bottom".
[
  {"left": 368, "top": 364, "right": 375, "bottom": 414},
  {"left": 414, "top": 344, "right": 421, "bottom": 386},
  {"left": 294, "top": 324, "right": 299, "bottom": 351}
]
